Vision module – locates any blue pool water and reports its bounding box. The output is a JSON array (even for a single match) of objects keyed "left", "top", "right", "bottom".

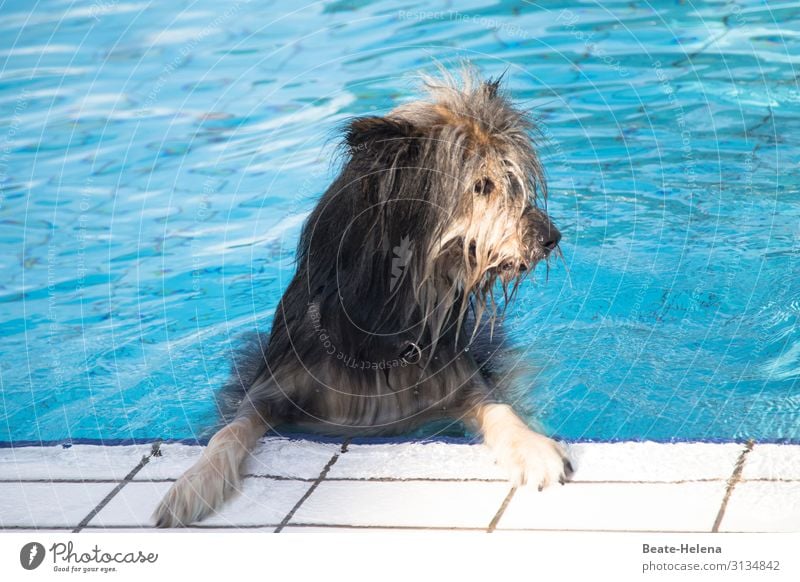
[{"left": 1, "top": 1, "right": 798, "bottom": 445}]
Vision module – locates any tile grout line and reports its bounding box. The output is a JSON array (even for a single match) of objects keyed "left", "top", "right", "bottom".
[
  {"left": 711, "top": 440, "right": 754, "bottom": 533},
  {"left": 72, "top": 442, "right": 161, "bottom": 533},
  {"left": 273, "top": 439, "right": 350, "bottom": 533},
  {"left": 486, "top": 485, "right": 517, "bottom": 533}
]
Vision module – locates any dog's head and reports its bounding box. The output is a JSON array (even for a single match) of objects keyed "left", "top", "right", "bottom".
[
  {"left": 303, "top": 69, "right": 560, "bottom": 346},
  {"left": 394, "top": 74, "right": 560, "bottom": 288}
]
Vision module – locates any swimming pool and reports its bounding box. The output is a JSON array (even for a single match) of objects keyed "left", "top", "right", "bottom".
[{"left": 1, "top": 0, "right": 798, "bottom": 445}]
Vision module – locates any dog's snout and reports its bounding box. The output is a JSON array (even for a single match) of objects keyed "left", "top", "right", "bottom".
[
  {"left": 527, "top": 209, "right": 561, "bottom": 256},
  {"left": 541, "top": 228, "right": 561, "bottom": 253}
]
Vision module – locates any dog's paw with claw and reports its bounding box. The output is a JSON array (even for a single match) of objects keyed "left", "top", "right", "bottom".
[
  {"left": 152, "top": 461, "right": 235, "bottom": 528},
  {"left": 495, "top": 429, "right": 573, "bottom": 490}
]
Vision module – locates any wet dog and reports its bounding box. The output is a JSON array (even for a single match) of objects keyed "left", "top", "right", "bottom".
[{"left": 154, "top": 69, "right": 572, "bottom": 527}]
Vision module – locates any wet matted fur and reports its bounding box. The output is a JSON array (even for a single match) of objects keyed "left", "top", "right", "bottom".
[{"left": 153, "top": 69, "right": 572, "bottom": 527}]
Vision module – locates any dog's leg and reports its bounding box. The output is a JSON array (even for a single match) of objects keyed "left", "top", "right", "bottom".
[
  {"left": 468, "top": 402, "right": 573, "bottom": 489},
  {"left": 152, "top": 411, "right": 267, "bottom": 527}
]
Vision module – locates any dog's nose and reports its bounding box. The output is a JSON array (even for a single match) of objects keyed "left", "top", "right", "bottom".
[
  {"left": 541, "top": 228, "right": 561, "bottom": 253},
  {"left": 528, "top": 209, "right": 561, "bottom": 255}
]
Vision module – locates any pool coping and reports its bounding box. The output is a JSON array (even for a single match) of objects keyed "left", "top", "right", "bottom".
[
  {"left": 1, "top": 439, "right": 798, "bottom": 533},
  {"left": 4, "top": 434, "right": 800, "bottom": 448}
]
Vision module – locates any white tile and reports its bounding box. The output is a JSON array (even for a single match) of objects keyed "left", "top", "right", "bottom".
[
  {"left": 280, "top": 525, "right": 381, "bottom": 533},
  {"left": 741, "top": 444, "right": 800, "bottom": 481},
  {"left": 133, "top": 446, "right": 202, "bottom": 480},
  {"left": 568, "top": 443, "right": 742, "bottom": 482},
  {"left": 245, "top": 439, "right": 340, "bottom": 479},
  {"left": 0, "top": 482, "right": 115, "bottom": 528},
  {"left": 82, "top": 526, "right": 278, "bottom": 532},
  {"left": 720, "top": 481, "right": 800, "bottom": 532},
  {"left": 291, "top": 480, "right": 510, "bottom": 528},
  {"left": 280, "top": 525, "right": 481, "bottom": 533},
  {"left": 0, "top": 528, "right": 75, "bottom": 532},
  {"left": 180, "top": 527, "right": 278, "bottom": 531},
  {"left": 496, "top": 482, "right": 727, "bottom": 532},
  {"left": 136, "top": 438, "right": 338, "bottom": 480},
  {"left": 328, "top": 442, "right": 506, "bottom": 480},
  {"left": 0, "top": 445, "right": 150, "bottom": 480},
  {"left": 89, "top": 478, "right": 309, "bottom": 527},
  {"left": 203, "top": 478, "right": 309, "bottom": 527},
  {"left": 88, "top": 481, "right": 171, "bottom": 527}
]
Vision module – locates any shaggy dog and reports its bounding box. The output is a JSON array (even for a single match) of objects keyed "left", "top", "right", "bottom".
[{"left": 154, "top": 70, "right": 572, "bottom": 527}]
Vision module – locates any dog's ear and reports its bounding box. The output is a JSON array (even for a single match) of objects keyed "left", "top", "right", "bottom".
[{"left": 344, "top": 116, "right": 417, "bottom": 155}]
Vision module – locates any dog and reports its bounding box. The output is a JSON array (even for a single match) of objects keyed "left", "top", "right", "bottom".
[{"left": 153, "top": 69, "right": 572, "bottom": 527}]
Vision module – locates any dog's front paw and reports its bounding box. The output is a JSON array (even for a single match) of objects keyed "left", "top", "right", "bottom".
[
  {"left": 152, "top": 460, "right": 235, "bottom": 528},
  {"left": 494, "top": 430, "right": 573, "bottom": 490}
]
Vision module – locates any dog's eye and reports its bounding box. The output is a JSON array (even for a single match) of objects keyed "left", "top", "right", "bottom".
[{"left": 473, "top": 178, "right": 494, "bottom": 196}]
